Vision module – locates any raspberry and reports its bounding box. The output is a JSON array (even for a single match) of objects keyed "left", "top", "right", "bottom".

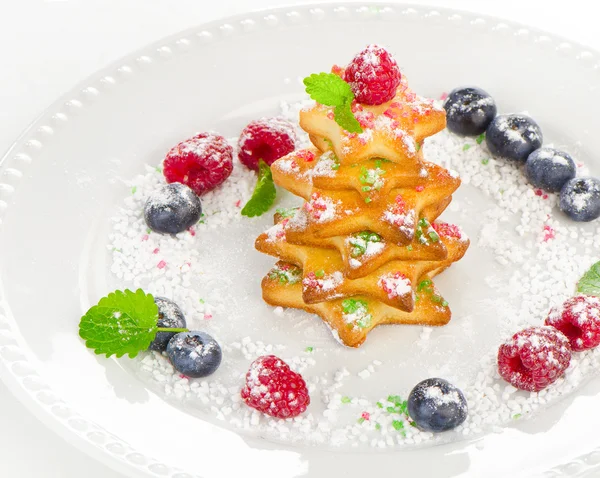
[
  {"left": 163, "top": 133, "right": 233, "bottom": 196},
  {"left": 545, "top": 295, "right": 600, "bottom": 351},
  {"left": 343, "top": 45, "right": 402, "bottom": 105},
  {"left": 238, "top": 118, "right": 296, "bottom": 171},
  {"left": 241, "top": 355, "right": 310, "bottom": 419},
  {"left": 497, "top": 326, "right": 571, "bottom": 392}
]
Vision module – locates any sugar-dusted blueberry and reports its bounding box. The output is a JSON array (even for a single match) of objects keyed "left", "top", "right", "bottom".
[
  {"left": 525, "top": 148, "right": 576, "bottom": 193},
  {"left": 444, "top": 87, "right": 497, "bottom": 136},
  {"left": 559, "top": 177, "right": 600, "bottom": 222},
  {"left": 144, "top": 182, "right": 202, "bottom": 235},
  {"left": 486, "top": 114, "right": 543, "bottom": 162},
  {"left": 166, "top": 331, "right": 222, "bottom": 378},
  {"left": 148, "top": 297, "right": 187, "bottom": 352},
  {"left": 407, "top": 378, "right": 468, "bottom": 432}
]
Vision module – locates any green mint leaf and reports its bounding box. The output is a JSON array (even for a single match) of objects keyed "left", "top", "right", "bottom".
[
  {"left": 79, "top": 289, "right": 162, "bottom": 358},
  {"left": 334, "top": 103, "right": 363, "bottom": 134},
  {"left": 577, "top": 261, "right": 600, "bottom": 296},
  {"left": 241, "top": 160, "right": 276, "bottom": 218},
  {"left": 304, "top": 72, "right": 353, "bottom": 107}
]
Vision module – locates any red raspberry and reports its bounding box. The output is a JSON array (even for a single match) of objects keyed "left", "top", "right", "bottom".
[
  {"left": 343, "top": 45, "right": 402, "bottom": 105},
  {"left": 238, "top": 118, "right": 296, "bottom": 171},
  {"left": 163, "top": 133, "right": 233, "bottom": 196},
  {"left": 545, "top": 295, "right": 600, "bottom": 351},
  {"left": 497, "top": 326, "right": 571, "bottom": 392},
  {"left": 241, "top": 355, "right": 310, "bottom": 419}
]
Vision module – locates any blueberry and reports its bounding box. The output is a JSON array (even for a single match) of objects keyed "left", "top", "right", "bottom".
[
  {"left": 148, "top": 297, "right": 187, "bottom": 352},
  {"left": 166, "top": 331, "right": 222, "bottom": 378},
  {"left": 525, "top": 148, "right": 576, "bottom": 193},
  {"left": 559, "top": 177, "right": 600, "bottom": 222},
  {"left": 407, "top": 378, "right": 468, "bottom": 432},
  {"left": 144, "top": 183, "right": 202, "bottom": 235},
  {"left": 444, "top": 87, "right": 497, "bottom": 136},
  {"left": 486, "top": 114, "right": 543, "bottom": 162}
]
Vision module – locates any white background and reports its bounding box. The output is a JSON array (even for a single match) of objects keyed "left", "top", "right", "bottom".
[{"left": 1, "top": 0, "right": 599, "bottom": 476}]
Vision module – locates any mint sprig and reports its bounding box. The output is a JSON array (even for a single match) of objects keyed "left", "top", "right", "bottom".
[
  {"left": 303, "top": 73, "right": 363, "bottom": 134},
  {"left": 79, "top": 289, "right": 188, "bottom": 358},
  {"left": 241, "top": 159, "right": 276, "bottom": 217},
  {"left": 577, "top": 261, "right": 600, "bottom": 296}
]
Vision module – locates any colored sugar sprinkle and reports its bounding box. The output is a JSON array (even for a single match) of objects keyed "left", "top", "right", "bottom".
[
  {"left": 108, "top": 99, "right": 600, "bottom": 452},
  {"left": 342, "top": 299, "right": 372, "bottom": 329},
  {"left": 481, "top": 158, "right": 490, "bottom": 165},
  {"left": 268, "top": 263, "right": 302, "bottom": 285}
]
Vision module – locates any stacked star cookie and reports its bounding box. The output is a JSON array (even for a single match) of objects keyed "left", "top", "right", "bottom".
[{"left": 256, "top": 73, "right": 469, "bottom": 347}]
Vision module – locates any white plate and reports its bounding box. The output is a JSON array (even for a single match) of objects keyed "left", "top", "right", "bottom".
[{"left": 2, "top": 3, "right": 600, "bottom": 477}]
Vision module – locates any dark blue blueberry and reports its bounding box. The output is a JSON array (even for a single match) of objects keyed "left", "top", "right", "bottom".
[
  {"left": 166, "top": 331, "right": 222, "bottom": 378},
  {"left": 148, "top": 297, "right": 187, "bottom": 352},
  {"left": 444, "top": 87, "right": 497, "bottom": 136},
  {"left": 525, "top": 148, "right": 576, "bottom": 193},
  {"left": 559, "top": 177, "right": 600, "bottom": 222},
  {"left": 486, "top": 114, "right": 543, "bottom": 163},
  {"left": 407, "top": 378, "right": 468, "bottom": 433},
  {"left": 144, "top": 182, "right": 202, "bottom": 235}
]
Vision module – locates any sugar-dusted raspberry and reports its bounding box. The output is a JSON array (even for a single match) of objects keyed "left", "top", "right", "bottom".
[
  {"left": 238, "top": 118, "right": 296, "bottom": 171},
  {"left": 497, "top": 326, "right": 571, "bottom": 392},
  {"left": 241, "top": 355, "right": 310, "bottom": 419},
  {"left": 545, "top": 295, "right": 600, "bottom": 351},
  {"left": 163, "top": 133, "right": 233, "bottom": 196},
  {"left": 343, "top": 45, "right": 402, "bottom": 105}
]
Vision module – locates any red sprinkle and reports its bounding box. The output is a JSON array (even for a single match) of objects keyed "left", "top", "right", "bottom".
[
  {"left": 543, "top": 225, "right": 555, "bottom": 242},
  {"left": 383, "top": 108, "right": 398, "bottom": 119},
  {"left": 327, "top": 111, "right": 335, "bottom": 120},
  {"left": 235, "top": 199, "right": 241, "bottom": 208},
  {"left": 142, "top": 234, "right": 149, "bottom": 242},
  {"left": 415, "top": 185, "right": 425, "bottom": 192},
  {"left": 152, "top": 248, "right": 160, "bottom": 254},
  {"left": 204, "top": 313, "right": 213, "bottom": 320},
  {"left": 543, "top": 194, "right": 548, "bottom": 200},
  {"left": 157, "top": 260, "right": 166, "bottom": 269},
  {"left": 440, "top": 92, "right": 448, "bottom": 100},
  {"left": 297, "top": 150, "right": 316, "bottom": 162},
  {"left": 432, "top": 222, "right": 463, "bottom": 240},
  {"left": 535, "top": 189, "right": 543, "bottom": 197},
  {"left": 188, "top": 227, "right": 196, "bottom": 237},
  {"left": 361, "top": 412, "right": 370, "bottom": 421},
  {"left": 179, "top": 374, "right": 189, "bottom": 380}
]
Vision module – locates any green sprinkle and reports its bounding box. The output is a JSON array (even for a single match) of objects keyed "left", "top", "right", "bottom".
[
  {"left": 513, "top": 413, "right": 522, "bottom": 420},
  {"left": 131, "top": 186, "right": 137, "bottom": 194},
  {"left": 314, "top": 270, "right": 325, "bottom": 278},
  {"left": 481, "top": 158, "right": 490, "bottom": 165},
  {"left": 392, "top": 420, "right": 404, "bottom": 431},
  {"left": 112, "top": 248, "right": 122, "bottom": 253},
  {"left": 146, "top": 228, "right": 152, "bottom": 234},
  {"left": 364, "top": 197, "right": 372, "bottom": 204},
  {"left": 375, "top": 423, "right": 381, "bottom": 430},
  {"left": 418, "top": 279, "right": 432, "bottom": 292},
  {"left": 431, "top": 295, "right": 443, "bottom": 304},
  {"left": 386, "top": 406, "right": 397, "bottom": 414},
  {"left": 305, "top": 346, "right": 314, "bottom": 353},
  {"left": 428, "top": 231, "right": 440, "bottom": 243},
  {"left": 406, "top": 245, "right": 413, "bottom": 251},
  {"left": 199, "top": 298, "right": 205, "bottom": 304},
  {"left": 476, "top": 132, "right": 486, "bottom": 144},
  {"left": 442, "top": 300, "right": 449, "bottom": 307},
  {"left": 499, "top": 189, "right": 505, "bottom": 194},
  {"left": 341, "top": 396, "right": 351, "bottom": 404},
  {"left": 387, "top": 395, "right": 402, "bottom": 405},
  {"left": 376, "top": 401, "right": 383, "bottom": 409},
  {"left": 374, "top": 159, "right": 382, "bottom": 168},
  {"left": 362, "top": 186, "right": 372, "bottom": 192},
  {"left": 155, "top": 166, "right": 162, "bottom": 173},
  {"left": 463, "top": 144, "right": 471, "bottom": 151},
  {"left": 415, "top": 143, "right": 421, "bottom": 152},
  {"left": 357, "top": 417, "right": 366, "bottom": 425},
  {"left": 409, "top": 421, "right": 418, "bottom": 428}
]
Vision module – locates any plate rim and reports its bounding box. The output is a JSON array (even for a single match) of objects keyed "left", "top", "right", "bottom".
[{"left": 0, "top": 3, "right": 599, "bottom": 477}]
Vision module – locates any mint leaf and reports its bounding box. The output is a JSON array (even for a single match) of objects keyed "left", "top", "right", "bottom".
[
  {"left": 578, "top": 261, "right": 600, "bottom": 296},
  {"left": 304, "top": 72, "right": 352, "bottom": 107},
  {"left": 303, "top": 72, "right": 363, "bottom": 134},
  {"left": 334, "top": 103, "right": 363, "bottom": 134},
  {"left": 241, "top": 160, "right": 276, "bottom": 218},
  {"left": 79, "top": 289, "right": 182, "bottom": 358}
]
